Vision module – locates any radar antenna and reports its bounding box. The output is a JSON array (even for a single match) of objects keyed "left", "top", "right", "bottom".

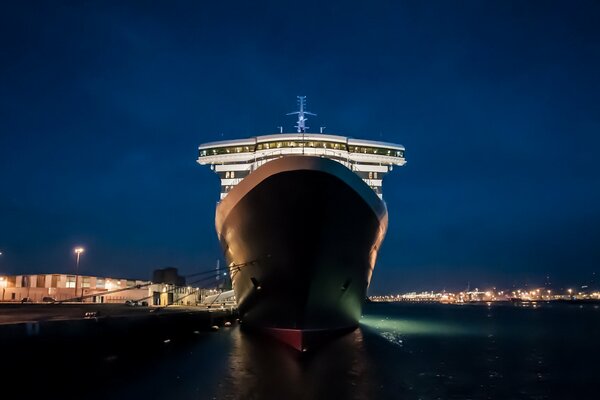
[{"left": 287, "top": 96, "right": 316, "bottom": 133}]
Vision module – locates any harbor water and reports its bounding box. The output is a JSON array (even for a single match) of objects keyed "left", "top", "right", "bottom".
[{"left": 14, "top": 302, "right": 600, "bottom": 400}]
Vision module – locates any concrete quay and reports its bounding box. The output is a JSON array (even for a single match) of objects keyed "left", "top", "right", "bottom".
[{"left": 0, "top": 303, "right": 237, "bottom": 342}]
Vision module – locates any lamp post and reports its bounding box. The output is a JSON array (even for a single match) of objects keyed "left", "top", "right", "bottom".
[{"left": 74, "top": 247, "right": 84, "bottom": 301}]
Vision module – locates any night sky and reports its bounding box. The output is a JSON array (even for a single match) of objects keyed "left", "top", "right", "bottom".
[{"left": 1, "top": 1, "right": 599, "bottom": 294}]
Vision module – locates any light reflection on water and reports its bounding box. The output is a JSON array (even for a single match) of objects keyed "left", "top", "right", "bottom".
[
  {"left": 360, "top": 314, "right": 472, "bottom": 340},
  {"left": 106, "top": 302, "right": 600, "bottom": 400},
  {"left": 216, "top": 327, "right": 380, "bottom": 400}
]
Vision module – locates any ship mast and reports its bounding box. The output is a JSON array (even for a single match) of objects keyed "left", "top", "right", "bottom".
[{"left": 287, "top": 96, "right": 316, "bottom": 133}]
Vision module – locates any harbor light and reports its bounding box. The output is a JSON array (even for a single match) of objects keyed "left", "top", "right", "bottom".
[{"left": 73, "top": 246, "right": 85, "bottom": 300}]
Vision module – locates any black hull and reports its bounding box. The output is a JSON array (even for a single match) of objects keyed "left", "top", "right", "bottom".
[{"left": 215, "top": 156, "right": 387, "bottom": 348}]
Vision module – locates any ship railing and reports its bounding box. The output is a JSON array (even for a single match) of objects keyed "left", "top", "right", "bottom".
[{"left": 252, "top": 148, "right": 351, "bottom": 170}]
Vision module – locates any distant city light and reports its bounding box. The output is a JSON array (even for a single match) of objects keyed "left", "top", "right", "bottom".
[{"left": 369, "top": 286, "right": 596, "bottom": 304}]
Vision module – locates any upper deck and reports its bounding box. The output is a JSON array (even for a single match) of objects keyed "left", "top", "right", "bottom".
[{"left": 197, "top": 133, "right": 406, "bottom": 200}]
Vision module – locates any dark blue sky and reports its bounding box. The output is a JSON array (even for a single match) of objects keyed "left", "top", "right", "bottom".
[{"left": 1, "top": 1, "right": 599, "bottom": 293}]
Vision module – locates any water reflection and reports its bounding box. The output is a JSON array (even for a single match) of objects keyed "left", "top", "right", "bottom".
[
  {"left": 88, "top": 303, "right": 600, "bottom": 400},
  {"left": 360, "top": 315, "right": 472, "bottom": 338},
  {"left": 218, "top": 327, "right": 380, "bottom": 400}
]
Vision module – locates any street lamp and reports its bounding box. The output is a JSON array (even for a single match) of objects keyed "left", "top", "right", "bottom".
[{"left": 73, "top": 247, "right": 85, "bottom": 301}]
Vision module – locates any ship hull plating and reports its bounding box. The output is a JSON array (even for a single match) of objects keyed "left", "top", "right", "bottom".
[{"left": 216, "top": 156, "right": 388, "bottom": 349}]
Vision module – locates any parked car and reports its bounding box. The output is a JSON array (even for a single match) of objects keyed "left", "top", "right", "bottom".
[
  {"left": 42, "top": 296, "right": 56, "bottom": 303},
  {"left": 20, "top": 297, "right": 32, "bottom": 303},
  {"left": 125, "top": 300, "right": 139, "bottom": 306}
]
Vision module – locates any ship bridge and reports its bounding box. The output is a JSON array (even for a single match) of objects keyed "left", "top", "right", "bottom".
[{"left": 197, "top": 133, "right": 406, "bottom": 200}]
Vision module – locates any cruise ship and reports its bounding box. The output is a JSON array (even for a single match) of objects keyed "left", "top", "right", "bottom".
[{"left": 197, "top": 97, "right": 406, "bottom": 351}]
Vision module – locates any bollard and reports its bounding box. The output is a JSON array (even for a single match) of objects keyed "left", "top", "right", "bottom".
[{"left": 25, "top": 322, "right": 40, "bottom": 336}]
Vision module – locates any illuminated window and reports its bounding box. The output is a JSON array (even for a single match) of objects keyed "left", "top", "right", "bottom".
[
  {"left": 225, "top": 171, "right": 230, "bottom": 178},
  {"left": 230, "top": 171, "right": 235, "bottom": 179},
  {"left": 66, "top": 276, "right": 76, "bottom": 288},
  {"left": 82, "top": 277, "right": 91, "bottom": 288}
]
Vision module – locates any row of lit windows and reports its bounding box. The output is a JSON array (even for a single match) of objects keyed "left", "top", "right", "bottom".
[
  {"left": 353, "top": 170, "right": 386, "bottom": 180},
  {"left": 348, "top": 146, "right": 403, "bottom": 157},
  {"left": 66, "top": 276, "right": 92, "bottom": 288},
  {"left": 256, "top": 141, "right": 347, "bottom": 151},
  {"left": 219, "top": 170, "right": 250, "bottom": 179},
  {"left": 200, "top": 145, "right": 254, "bottom": 156},
  {"left": 10, "top": 275, "right": 135, "bottom": 289},
  {"left": 199, "top": 142, "right": 404, "bottom": 157}
]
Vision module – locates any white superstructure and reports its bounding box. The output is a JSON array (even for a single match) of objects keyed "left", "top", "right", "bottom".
[
  {"left": 197, "top": 97, "right": 405, "bottom": 200},
  {"left": 197, "top": 133, "right": 406, "bottom": 200}
]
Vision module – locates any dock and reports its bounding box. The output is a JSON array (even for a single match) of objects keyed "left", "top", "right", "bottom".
[{"left": 0, "top": 302, "right": 236, "bottom": 349}]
